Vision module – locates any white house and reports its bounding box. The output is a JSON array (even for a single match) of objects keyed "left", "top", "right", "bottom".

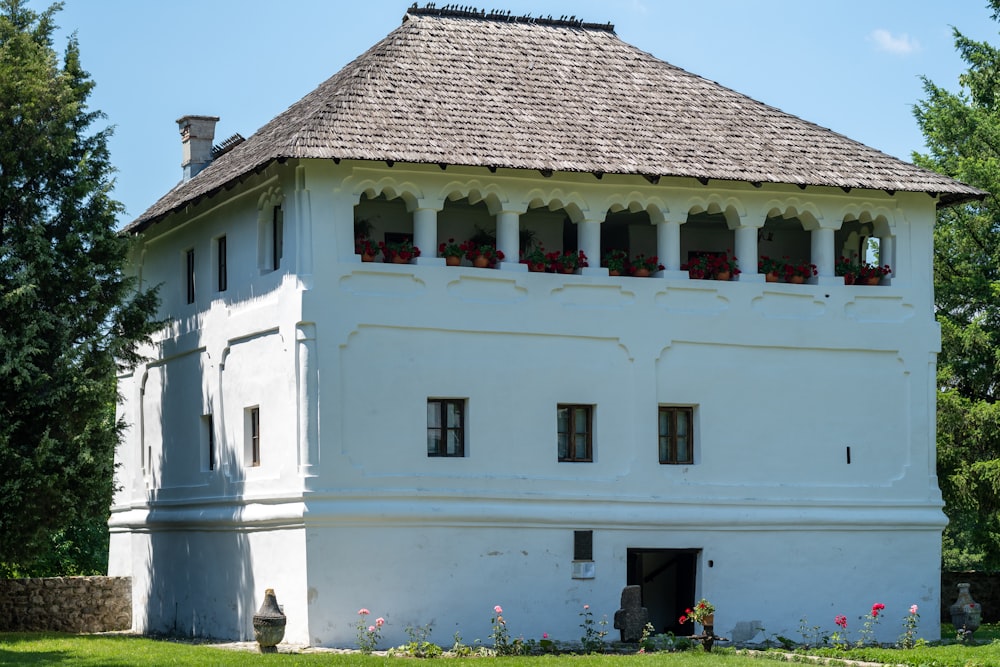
[{"left": 109, "top": 4, "right": 983, "bottom": 648}]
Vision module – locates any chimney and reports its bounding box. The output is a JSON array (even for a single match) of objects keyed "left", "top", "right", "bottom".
[{"left": 177, "top": 115, "right": 220, "bottom": 181}]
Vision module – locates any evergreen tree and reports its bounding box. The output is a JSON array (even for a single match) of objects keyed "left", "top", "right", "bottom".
[
  {"left": 914, "top": 0, "right": 1000, "bottom": 569},
  {"left": 0, "top": 0, "right": 160, "bottom": 574}
]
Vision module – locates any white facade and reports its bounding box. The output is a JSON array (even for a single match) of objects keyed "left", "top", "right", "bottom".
[{"left": 110, "top": 157, "right": 946, "bottom": 647}]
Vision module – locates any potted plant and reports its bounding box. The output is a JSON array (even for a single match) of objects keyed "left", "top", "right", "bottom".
[
  {"left": 461, "top": 240, "right": 504, "bottom": 268},
  {"left": 379, "top": 239, "right": 420, "bottom": 264},
  {"left": 438, "top": 238, "right": 463, "bottom": 266},
  {"left": 858, "top": 261, "right": 891, "bottom": 285},
  {"left": 682, "top": 251, "right": 740, "bottom": 280},
  {"left": 602, "top": 249, "right": 628, "bottom": 276},
  {"left": 783, "top": 259, "right": 817, "bottom": 284},
  {"left": 836, "top": 255, "right": 861, "bottom": 284},
  {"left": 758, "top": 255, "right": 785, "bottom": 282},
  {"left": 355, "top": 237, "right": 380, "bottom": 262},
  {"left": 547, "top": 249, "right": 588, "bottom": 274},
  {"left": 679, "top": 598, "right": 715, "bottom": 629},
  {"left": 521, "top": 244, "right": 547, "bottom": 272},
  {"left": 629, "top": 253, "right": 664, "bottom": 277}
]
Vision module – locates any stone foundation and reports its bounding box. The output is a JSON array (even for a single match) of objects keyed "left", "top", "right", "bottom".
[{"left": 0, "top": 576, "right": 131, "bottom": 632}]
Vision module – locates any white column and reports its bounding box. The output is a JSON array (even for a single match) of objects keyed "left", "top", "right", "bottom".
[
  {"left": 578, "top": 219, "right": 606, "bottom": 276},
  {"left": 880, "top": 235, "right": 895, "bottom": 282},
  {"left": 813, "top": 226, "right": 837, "bottom": 285},
  {"left": 294, "top": 165, "right": 313, "bottom": 284},
  {"left": 497, "top": 209, "right": 527, "bottom": 272},
  {"left": 656, "top": 219, "right": 687, "bottom": 279},
  {"left": 413, "top": 206, "right": 444, "bottom": 266},
  {"left": 296, "top": 323, "right": 318, "bottom": 478},
  {"left": 735, "top": 225, "right": 761, "bottom": 283}
]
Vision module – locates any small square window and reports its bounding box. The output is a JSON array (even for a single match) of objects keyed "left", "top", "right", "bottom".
[
  {"left": 658, "top": 406, "right": 694, "bottom": 464},
  {"left": 427, "top": 399, "right": 465, "bottom": 457},
  {"left": 558, "top": 404, "right": 592, "bottom": 462}
]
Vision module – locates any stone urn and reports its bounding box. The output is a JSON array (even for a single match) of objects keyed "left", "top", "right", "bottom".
[
  {"left": 253, "top": 588, "right": 286, "bottom": 653},
  {"left": 949, "top": 582, "right": 982, "bottom": 638}
]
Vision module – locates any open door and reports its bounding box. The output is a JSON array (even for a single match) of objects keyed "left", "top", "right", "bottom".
[{"left": 627, "top": 548, "right": 698, "bottom": 635}]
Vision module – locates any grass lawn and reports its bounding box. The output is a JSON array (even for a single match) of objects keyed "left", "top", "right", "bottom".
[{"left": 3, "top": 628, "right": 1000, "bottom": 666}]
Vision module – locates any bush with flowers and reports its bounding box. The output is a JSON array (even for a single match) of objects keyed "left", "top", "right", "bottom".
[{"left": 356, "top": 608, "right": 385, "bottom": 653}]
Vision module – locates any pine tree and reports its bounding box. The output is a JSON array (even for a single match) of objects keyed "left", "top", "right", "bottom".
[
  {"left": 0, "top": 0, "right": 161, "bottom": 574},
  {"left": 914, "top": 0, "right": 1000, "bottom": 568}
]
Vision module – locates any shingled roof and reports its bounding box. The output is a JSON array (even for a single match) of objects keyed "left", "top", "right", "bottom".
[{"left": 128, "top": 4, "right": 983, "bottom": 232}]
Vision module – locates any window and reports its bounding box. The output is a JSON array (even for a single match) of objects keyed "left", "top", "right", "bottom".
[
  {"left": 217, "top": 235, "right": 227, "bottom": 292},
  {"left": 185, "top": 248, "right": 195, "bottom": 304},
  {"left": 248, "top": 406, "right": 261, "bottom": 467},
  {"left": 658, "top": 406, "right": 693, "bottom": 464},
  {"left": 427, "top": 399, "right": 465, "bottom": 457},
  {"left": 558, "top": 404, "right": 592, "bottom": 462},
  {"left": 202, "top": 413, "right": 215, "bottom": 471},
  {"left": 272, "top": 206, "right": 283, "bottom": 271},
  {"left": 574, "top": 530, "right": 593, "bottom": 561}
]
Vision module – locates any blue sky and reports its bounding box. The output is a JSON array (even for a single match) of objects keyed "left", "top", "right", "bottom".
[{"left": 48, "top": 1, "right": 998, "bottom": 226}]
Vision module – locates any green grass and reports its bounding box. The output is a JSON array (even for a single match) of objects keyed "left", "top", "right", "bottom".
[{"left": 4, "top": 630, "right": 1000, "bottom": 667}]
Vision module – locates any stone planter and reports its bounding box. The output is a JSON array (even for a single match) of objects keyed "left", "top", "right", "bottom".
[
  {"left": 253, "top": 588, "right": 286, "bottom": 653},
  {"left": 950, "top": 582, "right": 982, "bottom": 638}
]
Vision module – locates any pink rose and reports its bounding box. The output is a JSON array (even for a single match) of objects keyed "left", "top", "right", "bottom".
[
  {"left": 494, "top": 605, "right": 503, "bottom": 614},
  {"left": 542, "top": 632, "right": 548, "bottom": 639},
  {"left": 358, "top": 608, "right": 370, "bottom": 616},
  {"left": 910, "top": 604, "right": 918, "bottom": 615},
  {"left": 368, "top": 625, "right": 375, "bottom": 633},
  {"left": 376, "top": 617, "right": 385, "bottom": 627},
  {"left": 584, "top": 604, "right": 589, "bottom": 610}
]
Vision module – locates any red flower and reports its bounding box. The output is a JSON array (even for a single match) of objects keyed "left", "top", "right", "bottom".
[
  {"left": 871, "top": 602, "right": 885, "bottom": 618},
  {"left": 835, "top": 615, "right": 847, "bottom": 629},
  {"left": 679, "top": 615, "right": 688, "bottom": 624}
]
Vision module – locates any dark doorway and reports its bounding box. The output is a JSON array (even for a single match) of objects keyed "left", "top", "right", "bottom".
[{"left": 627, "top": 548, "right": 698, "bottom": 635}]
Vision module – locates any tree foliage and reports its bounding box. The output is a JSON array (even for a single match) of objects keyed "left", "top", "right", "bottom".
[
  {"left": 914, "top": 0, "right": 1000, "bottom": 569},
  {"left": 0, "top": 0, "right": 160, "bottom": 575}
]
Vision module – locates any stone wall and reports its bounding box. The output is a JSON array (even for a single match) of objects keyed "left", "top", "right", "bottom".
[
  {"left": 0, "top": 576, "right": 131, "bottom": 633},
  {"left": 942, "top": 573, "right": 1000, "bottom": 624}
]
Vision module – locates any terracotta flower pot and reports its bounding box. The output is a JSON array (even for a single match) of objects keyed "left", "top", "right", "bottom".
[
  {"left": 392, "top": 255, "right": 409, "bottom": 264},
  {"left": 865, "top": 276, "right": 881, "bottom": 286},
  {"left": 788, "top": 275, "right": 805, "bottom": 284},
  {"left": 765, "top": 272, "right": 779, "bottom": 282},
  {"left": 527, "top": 262, "right": 545, "bottom": 272},
  {"left": 714, "top": 270, "right": 730, "bottom": 282},
  {"left": 361, "top": 253, "right": 375, "bottom": 263},
  {"left": 473, "top": 255, "right": 490, "bottom": 268},
  {"left": 608, "top": 269, "right": 621, "bottom": 276},
  {"left": 632, "top": 268, "right": 650, "bottom": 278},
  {"left": 843, "top": 274, "right": 856, "bottom": 285},
  {"left": 445, "top": 255, "right": 461, "bottom": 266}
]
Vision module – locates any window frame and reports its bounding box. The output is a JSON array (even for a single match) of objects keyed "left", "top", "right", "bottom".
[
  {"left": 658, "top": 406, "right": 694, "bottom": 465},
  {"left": 185, "top": 247, "right": 195, "bottom": 304},
  {"left": 557, "top": 404, "right": 593, "bottom": 462},
  {"left": 272, "top": 206, "right": 283, "bottom": 271},
  {"left": 249, "top": 406, "right": 261, "bottom": 467},
  {"left": 217, "top": 235, "right": 227, "bottom": 292},
  {"left": 427, "top": 398, "right": 466, "bottom": 457}
]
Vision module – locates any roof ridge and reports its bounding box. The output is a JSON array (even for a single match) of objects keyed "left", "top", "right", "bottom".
[{"left": 405, "top": 2, "right": 615, "bottom": 32}]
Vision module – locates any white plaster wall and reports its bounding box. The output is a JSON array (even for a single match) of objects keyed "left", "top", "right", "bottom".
[
  {"left": 113, "top": 160, "right": 945, "bottom": 645},
  {"left": 300, "top": 521, "right": 941, "bottom": 647}
]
